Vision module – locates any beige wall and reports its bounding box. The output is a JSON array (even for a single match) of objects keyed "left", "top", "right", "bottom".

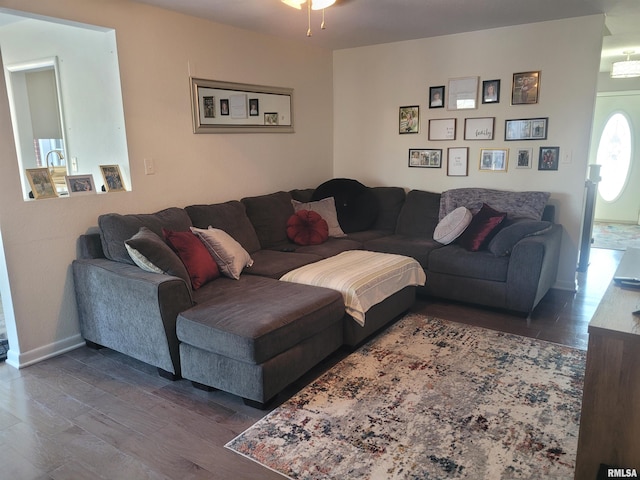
[
  {"left": 0, "top": 0, "right": 334, "bottom": 367},
  {"left": 333, "top": 16, "right": 605, "bottom": 291},
  {"left": 0, "top": 2, "right": 608, "bottom": 368}
]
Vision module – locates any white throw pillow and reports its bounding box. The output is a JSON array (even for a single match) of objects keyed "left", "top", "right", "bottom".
[
  {"left": 190, "top": 226, "right": 253, "bottom": 280},
  {"left": 433, "top": 206, "right": 472, "bottom": 245},
  {"left": 292, "top": 197, "right": 346, "bottom": 237}
]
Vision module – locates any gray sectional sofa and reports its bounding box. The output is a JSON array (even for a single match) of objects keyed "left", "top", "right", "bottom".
[{"left": 72, "top": 179, "right": 562, "bottom": 407}]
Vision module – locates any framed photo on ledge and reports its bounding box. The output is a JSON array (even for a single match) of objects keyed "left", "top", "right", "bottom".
[
  {"left": 66, "top": 174, "right": 96, "bottom": 195},
  {"left": 100, "top": 164, "right": 127, "bottom": 192},
  {"left": 26, "top": 168, "right": 58, "bottom": 199},
  {"left": 409, "top": 149, "right": 442, "bottom": 168}
]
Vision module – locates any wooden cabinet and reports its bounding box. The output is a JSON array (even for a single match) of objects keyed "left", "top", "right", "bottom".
[{"left": 575, "top": 270, "right": 640, "bottom": 478}]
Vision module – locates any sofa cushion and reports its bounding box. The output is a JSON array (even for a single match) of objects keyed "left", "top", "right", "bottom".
[
  {"left": 395, "top": 189, "right": 442, "bottom": 238},
  {"left": 286, "top": 210, "right": 329, "bottom": 246},
  {"left": 428, "top": 244, "right": 510, "bottom": 282},
  {"left": 311, "top": 178, "right": 379, "bottom": 233},
  {"left": 163, "top": 229, "right": 220, "bottom": 289},
  {"left": 191, "top": 227, "right": 254, "bottom": 280},
  {"left": 99, "top": 207, "right": 192, "bottom": 264},
  {"left": 185, "top": 201, "right": 261, "bottom": 254},
  {"left": 364, "top": 235, "right": 441, "bottom": 268},
  {"left": 439, "top": 188, "right": 550, "bottom": 221},
  {"left": 488, "top": 219, "right": 553, "bottom": 256},
  {"left": 241, "top": 191, "right": 294, "bottom": 249},
  {"left": 292, "top": 197, "right": 345, "bottom": 237},
  {"left": 244, "top": 250, "right": 323, "bottom": 279},
  {"left": 124, "top": 227, "right": 191, "bottom": 287},
  {"left": 458, "top": 203, "right": 507, "bottom": 252},
  {"left": 370, "top": 187, "right": 406, "bottom": 232},
  {"left": 433, "top": 207, "right": 472, "bottom": 245},
  {"left": 178, "top": 275, "right": 345, "bottom": 364}
]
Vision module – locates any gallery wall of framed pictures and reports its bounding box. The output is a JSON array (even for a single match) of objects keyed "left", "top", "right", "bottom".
[{"left": 400, "top": 70, "right": 560, "bottom": 176}]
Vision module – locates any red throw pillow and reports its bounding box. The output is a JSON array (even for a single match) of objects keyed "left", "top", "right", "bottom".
[
  {"left": 458, "top": 203, "right": 507, "bottom": 252},
  {"left": 286, "top": 210, "right": 329, "bottom": 246},
  {"left": 162, "top": 229, "right": 220, "bottom": 289}
]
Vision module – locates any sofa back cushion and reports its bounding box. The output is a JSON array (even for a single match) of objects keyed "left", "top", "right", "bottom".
[
  {"left": 185, "top": 201, "right": 262, "bottom": 254},
  {"left": 241, "top": 191, "right": 294, "bottom": 249},
  {"left": 370, "top": 187, "right": 406, "bottom": 232},
  {"left": 395, "top": 189, "right": 441, "bottom": 238},
  {"left": 439, "top": 188, "right": 550, "bottom": 221},
  {"left": 99, "top": 207, "right": 192, "bottom": 264}
]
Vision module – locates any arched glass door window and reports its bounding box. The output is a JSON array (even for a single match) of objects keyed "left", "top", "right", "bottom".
[{"left": 596, "top": 112, "right": 632, "bottom": 202}]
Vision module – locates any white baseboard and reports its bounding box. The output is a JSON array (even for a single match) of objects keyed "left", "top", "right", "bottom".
[
  {"left": 5, "top": 334, "right": 85, "bottom": 369},
  {"left": 553, "top": 279, "right": 578, "bottom": 292}
]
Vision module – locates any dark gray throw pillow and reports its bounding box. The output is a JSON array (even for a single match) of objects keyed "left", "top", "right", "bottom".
[
  {"left": 488, "top": 220, "right": 552, "bottom": 256},
  {"left": 125, "top": 227, "right": 192, "bottom": 290}
]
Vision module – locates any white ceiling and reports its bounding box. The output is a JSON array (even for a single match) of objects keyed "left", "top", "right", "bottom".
[{"left": 132, "top": 0, "right": 640, "bottom": 73}]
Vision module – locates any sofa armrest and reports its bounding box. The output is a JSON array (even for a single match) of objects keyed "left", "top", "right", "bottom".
[
  {"left": 72, "top": 258, "right": 193, "bottom": 376},
  {"left": 506, "top": 223, "right": 562, "bottom": 312}
]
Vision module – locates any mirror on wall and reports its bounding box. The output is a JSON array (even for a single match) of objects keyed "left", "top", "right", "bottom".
[{"left": 0, "top": 9, "right": 130, "bottom": 199}]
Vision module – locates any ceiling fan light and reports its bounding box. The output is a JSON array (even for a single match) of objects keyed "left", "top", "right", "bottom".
[
  {"left": 281, "top": 0, "right": 304, "bottom": 9},
  {"left": 611, "top": 60, "right": 640, "bottom": 78},
  {"left": 311, "top": 0, "right": 336, "bottom": 10}
]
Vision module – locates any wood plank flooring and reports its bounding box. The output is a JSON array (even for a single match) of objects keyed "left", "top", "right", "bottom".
[{"left": 0, "top": 248, "right": 622, "bottom": 479}]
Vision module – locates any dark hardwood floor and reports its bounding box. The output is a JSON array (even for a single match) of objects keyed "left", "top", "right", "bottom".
[{"left": 0, "top": 248, "right": 622, "bottom": 479}]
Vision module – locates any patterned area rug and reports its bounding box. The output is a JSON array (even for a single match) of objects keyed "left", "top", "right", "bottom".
[
  {"left": 592, "top": 221, "right": 640, "bottom": 251},
  {"left": 226, "top": 314, "right": 585, "bottom": 479}
]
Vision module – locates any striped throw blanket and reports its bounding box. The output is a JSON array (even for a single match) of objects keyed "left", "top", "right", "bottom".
[{"left": 280, "top": 250, "right": 426, "bottom": 326}]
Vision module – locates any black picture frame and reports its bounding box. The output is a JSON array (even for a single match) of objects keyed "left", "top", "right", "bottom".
[
  {"left": 505, "top": 117, "right": 548, "bottom": 141},
  {"left": 429, "top": 86, "right": 445, "bottom": 109},
  {"left": 408, "top": 149, "right": 442, "bottom": 168},
  {"left": 399, "top": 106, "right": 419, "bottom": 134},
  {"left": 249, "top": 98, "right": 259, "bottom": 116},
  {"left": 482, "top": 79, "right": 500, "bottom": 104},
  {"left": 538, "top": 147, "right": 559, "bottom": 171},
  {"left": 220, "top": 99, "right": 229, "bottom": 116}
]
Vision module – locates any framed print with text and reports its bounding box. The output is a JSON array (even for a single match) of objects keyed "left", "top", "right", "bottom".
[
  {"left": 464, "top": 117, "right": 494, "bottom": 140},
  {"left": 447, "top": 147, "right": 468, "bottom": 176},
  {"left": 399, "top": 106, "right": 419, "bottom": 134},
  {"left": 447, "top": 76, "right": 478, "bottom": 110},
  {"left": 428, "top": 118, "right": 456, "bottom": 140},
  {"left": 409, "top": 149, "right": 442, "bottom": 168},
  {"left": 511, "top": 71, "right": 540, "bottom": 105},
  {"left": 479, "top": 148, "right": 508, "bottom": 172}
]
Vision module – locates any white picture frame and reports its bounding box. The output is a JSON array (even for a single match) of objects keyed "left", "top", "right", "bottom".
[
  {"left": 428, "top": 118, "right": 456, "bottom": 140},
  {"left": 464, "top": 117, "right": 495, "bottom": 140},
  {"left": 447, "top": 147, "right": 469, "bottom": 176},
  {"left": 515, "top": 147, "right": 533, "bottom": 169},
  {"left": 447, "top": 76, "right": 479, "bottom": 110}
]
